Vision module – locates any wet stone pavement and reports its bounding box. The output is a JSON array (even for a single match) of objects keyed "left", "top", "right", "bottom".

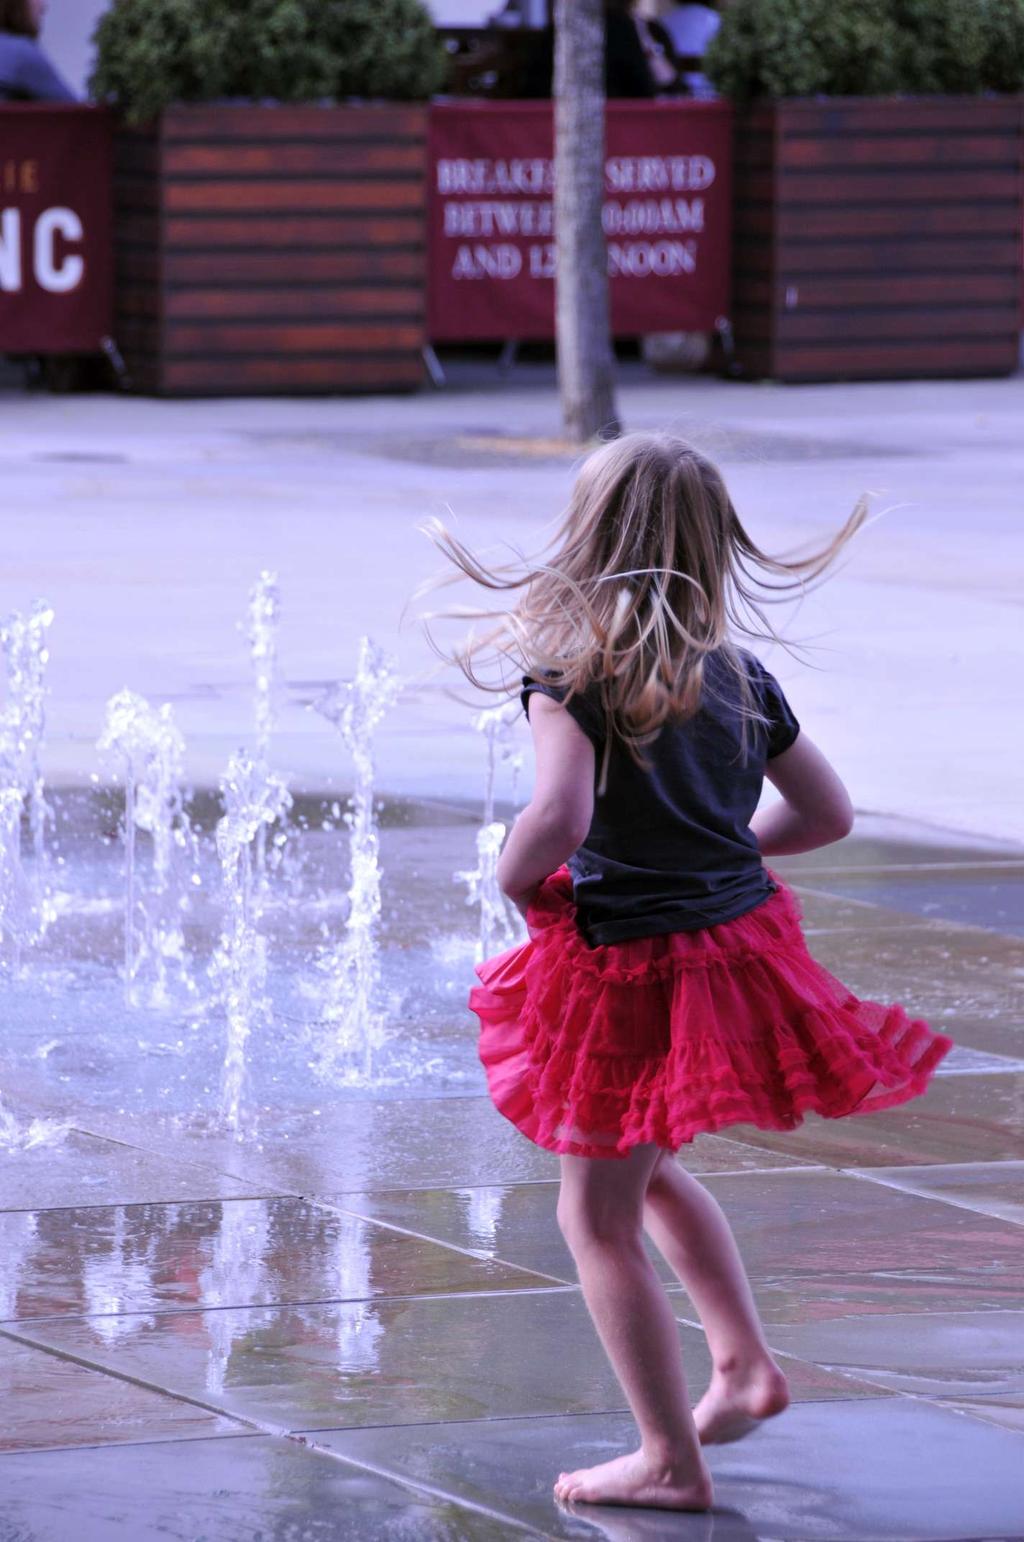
[{"left": 2, "top": 829, "right": 1024, "bottom": 1540}]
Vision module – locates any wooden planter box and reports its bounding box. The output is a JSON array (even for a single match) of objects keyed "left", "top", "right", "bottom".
[
  {"left": 731, "top": 96, "right": 1024, "bottom": 382},
  {"left": 113, "top": 103, "right": 427, "bottom": 395}
]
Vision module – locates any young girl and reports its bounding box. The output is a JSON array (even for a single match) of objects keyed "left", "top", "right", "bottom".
[{"left": 422, "top": 432, "right": 954, "bottom": 1514}]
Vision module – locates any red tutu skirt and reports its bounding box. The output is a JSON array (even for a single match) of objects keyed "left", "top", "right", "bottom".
[{"left": 469, "top": 866, "right": 955, "bottom": 1160}]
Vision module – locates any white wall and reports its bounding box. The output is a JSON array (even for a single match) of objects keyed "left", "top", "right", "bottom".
[{"left": 46, "top": 0, "right": 109, "bottom": 96}]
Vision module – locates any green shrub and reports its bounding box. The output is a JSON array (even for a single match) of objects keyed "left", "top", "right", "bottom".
[
  {"left": 706, "top": 0, "right": 1024, "bottom": 100},
  {"left": 980, "top": 0, "right": 1024, "bottom": 90},
  {"left": 90, "top": 0, "right": 446, "bottom": 124}
]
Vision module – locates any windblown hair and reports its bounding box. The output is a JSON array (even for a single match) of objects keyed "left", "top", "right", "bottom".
[
  {"left": 0, "top": 0, "right": 37, "bottom": 37},
  {"left": 416, "top": 432, "right": 867, "bottom": 796}
]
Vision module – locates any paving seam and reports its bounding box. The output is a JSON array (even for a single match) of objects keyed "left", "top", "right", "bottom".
[
  {"left": 287, "top": 1433, "right": 550, "bottom": 1537},
  {"left": 0, "top": 1282, "right": 583, "bottom": 1329},
  {"left": 65, "top": 1122, "right": 301, "bottom": 1199},
  {"left": 0, "top": 1331, "right": 546, "bottom": 1534},
  {"left": 0, "top": 1323, "right": 263, "bottom": 1430},
  {"left": 838, "top": 1167, "right": 1024, "bottom": 1224},
  {"left": 0, "top": 1190, "right": 304, "bottom": 1217},
  {"left": 310, "top": 1197, "right": 577, "bottom": 1285}
]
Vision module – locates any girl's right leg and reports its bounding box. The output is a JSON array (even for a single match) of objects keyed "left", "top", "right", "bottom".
[{"left": 643, "top": 1150, "right": 790, "bottom": 1443}]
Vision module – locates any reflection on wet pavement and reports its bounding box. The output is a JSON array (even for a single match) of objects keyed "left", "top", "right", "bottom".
[
  {"left": 0, "top": 1196, "right": 553, "bottom": 1324},
  {"left": 7, "top": 1288, "right": 884, "bottom": 1434},
  {"left": 3, "top": 827, "right": 1023, "bottom": 1536},
  {"left": 0, "top": 1335, "right": 246, "bottom": 1452}
]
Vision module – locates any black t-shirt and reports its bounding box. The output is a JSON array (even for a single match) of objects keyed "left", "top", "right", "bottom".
[{"left": 521, "top": 648, "right": 800, "bottom": 946}]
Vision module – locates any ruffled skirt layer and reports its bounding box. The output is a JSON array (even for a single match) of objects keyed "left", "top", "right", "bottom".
[{"left": 469, "top": 867, "right": 955, "bottom": 1160}]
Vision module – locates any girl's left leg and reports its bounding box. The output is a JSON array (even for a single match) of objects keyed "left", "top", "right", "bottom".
[{"left": 552, "top": 1140, "right": 713, "bottom": 1510}]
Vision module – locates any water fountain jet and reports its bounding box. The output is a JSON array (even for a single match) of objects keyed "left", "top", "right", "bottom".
[
  {"left": 213, "top": 749, "right": 292, "bottom": 1132},
  {"left": 98, "top": 690, "right": 195, "bottom": 1008},
  {"left": 312, "top": 637, "right": 400, "bottom": 1084}
]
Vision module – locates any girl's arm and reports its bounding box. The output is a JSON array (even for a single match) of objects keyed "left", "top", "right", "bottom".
[
  {"left": 751, "top": 733, "right": 854, "bottom": 856},
  {"left": 496, "top": 692, "right": 595, "bottom": 917}
]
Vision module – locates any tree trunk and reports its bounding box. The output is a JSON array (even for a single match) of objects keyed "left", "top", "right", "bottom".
[{"left": 553, "top": 0, "right": 621, "bottom": 443}]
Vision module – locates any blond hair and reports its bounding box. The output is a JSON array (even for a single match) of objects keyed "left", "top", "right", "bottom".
[{"left": 415, "top": 432, "right": 867, "bottom": 796}]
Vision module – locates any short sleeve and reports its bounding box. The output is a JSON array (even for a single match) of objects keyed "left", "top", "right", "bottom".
[
  {"left": 754, "top": 662, "right": 800, "bottom": 759},
  {"left": 521, "top": 674, "right": 606, "bottom": 751}
]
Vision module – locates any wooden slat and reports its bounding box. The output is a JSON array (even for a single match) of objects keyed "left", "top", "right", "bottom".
[
  {"left": 164, "top": 143, "right": 424, "bottom": 176},
  {"left": 775, "top": 98, "right": 1023, "bottom": 135},
  {"left": 774, "top": 237, "right": 1020, "bottom": 274},
  {"left": 161, "top": 354, "right": 426, "bottom": 392},
  {"left": 161, "top": 104, "right": 427, "bottom": 143},
  {"left": 117, "top": 250, "right": 161, "bottom": 284},
  {"left": 773, "top": 338, "right": 1018, "bottom": 378},
  {"left": 164, "top": 321, "right": 423, "bottom": 353},
  {"left": 777, "top": 203, "right": 1020, "bottom": 239},
  {"left": 164, "top": 179, "right": 423, "bottom": 214},
  {"left": 164, "top": 213, "right": 423, "bottom": 249},
  {"left": 117, "top": 285, "right": 161, "bottom": 318},
  {"left": 776, "top": 306, "right": 1017, "bottom": 341},
  {"left": 762, "top": 169, "right": 1020, "bottom": 202},
  {"left": 163, "top": 249, "right": 422, "bottom": 284},
  {"left": 781, "top": 134, "right": 1019, "bottom": 169},
  {"left": 756, "top": 273, "right": 1020, "bottom": 307},
  {"left": 113, "top": 213, "right": 160, "bottom": 247},
  {"left": 164, "top": 286, "right": 422, "bottom": 320},
  {"left": 112, "top": 173, "right": 161, "bottom": 213}
]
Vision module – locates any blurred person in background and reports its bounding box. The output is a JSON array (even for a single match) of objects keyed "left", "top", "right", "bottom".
[
  {"left": 0, "top": 0, "right": 76, "bottom": 102},
  {"left": 659, "top": 0, "right": 720, "bottom": 97},
  {"left": 524, "top": 0, "right": 661, "bottom": 98}
]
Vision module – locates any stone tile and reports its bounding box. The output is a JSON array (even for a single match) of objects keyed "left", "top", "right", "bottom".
[
  {"left": 766, "top": 1309, "right": 1024, "bottom": 1401},
  {"left": 0, "top": 1195, "right": 550, "bottom": 1325},
  {"left": 0, "top": 1431, "right": 534, "bottom": 1540},
  {"left": 75, "top": 1096, "right": 562, "bottom": 1195},
  {"left": 799, "top": 923, "right": 1024, "bottom": 1063},
  {"left": 314, "top": 1398, "right": 1024, "bottom": 1540},
  {"left": 0, "top": 1128, "right": 264, "bottom": 1212},
  {"left": 723, "top": 1072, "right": 1024, "bottom": 1167},
  {"left": 740, "top": 1265, "right": 1024, "bottom": 1326},
  {"left": 0, "top": 1334, "right": 245, "bottom": 1452},
  {"left": 18, "top": 1289, "right": 883, "bottom": 1434},
  {"left": 697, "top": 1168, "right": 1024, "bottom": 1281},
  {"left": 851, "top": 1160, "right": 1024, "bottom": 1227}
]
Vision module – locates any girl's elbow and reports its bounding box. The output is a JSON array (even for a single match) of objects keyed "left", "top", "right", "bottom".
[
  {"left": 534, "top": 800, "right": 591, "bottom": 850},
  {"left": 824, "top": 801, "right": 855, "bottom": 843}
]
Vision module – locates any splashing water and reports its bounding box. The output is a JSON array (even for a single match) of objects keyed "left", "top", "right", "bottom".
[
  {"left": 312, "top": 637, "right": 400, "bottom": 1084},
  {"left": 243, "top": 571, "right": 282, "bottom": 890},
  {"left": 245, "top": 571, "right": 280, "bottom": 761},
  {"left": 474, "top": 700, "right": 524, "bottom": 825},
  {"left": 98, "top": 690, "right": 196, "bottom": 1008},
  {"left": 455, "top": 820, "right": 522, "bottom": 962},
  {"left": 213, "top": 750, "right": 292, "bottom": 1131},
  {"left": 456, "top": 701, "right": 526, "bottom": 962},
  {"left": 0, "top": 600, "right": 54, "bottom": 872},
  {"left": 0, "top": 785, "right": 35, "bottom": 967}
]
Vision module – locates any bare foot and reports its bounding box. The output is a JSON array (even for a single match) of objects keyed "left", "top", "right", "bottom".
[
  {"left": 693, "top": 1356, "right": 790, "bottom": 1444},
  {"left": 553, "top": 1447, "right": 713, "bottom": 1509}
]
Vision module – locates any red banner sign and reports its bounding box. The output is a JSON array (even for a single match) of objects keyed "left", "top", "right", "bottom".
[
  {"left": 0, "top": 105, "right": 113, "bottom": 354},
  {"left": 427, "top": 100, "right": 732, "bottom": 342}
]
